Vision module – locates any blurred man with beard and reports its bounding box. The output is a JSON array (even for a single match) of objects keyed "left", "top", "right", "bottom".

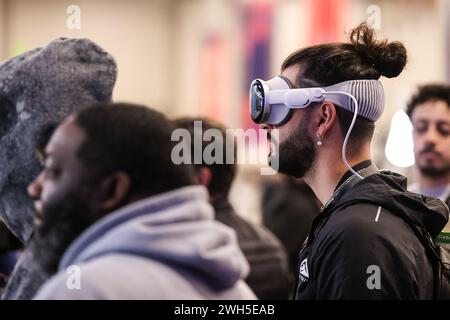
[
  {"left": 30, "top": 103, "right": 255, "bottom": 299},
  {"left": 407, "top": 84, "right": 450, "bottom": 245},
  {"left": 251, "top": 23, "right": 448, "bottom": 299}
]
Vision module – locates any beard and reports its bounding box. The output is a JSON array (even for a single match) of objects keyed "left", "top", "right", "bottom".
[
  {"left": 276, "top": 114, "right": 317, "bottom": 178},
  {"left": 418, "top": 163, "right": 450, "bottom": 179},
  {"left": 417, "top": 146, "right": 450, "bottom": 178},
  {"left": 29, "top": 191, "right": 95, "bottom": 275}
]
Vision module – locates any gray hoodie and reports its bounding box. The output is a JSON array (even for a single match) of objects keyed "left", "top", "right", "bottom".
[
  {"left": 35, "top": 186, "right": 256, "bottom": 300},
  {"left": 0, "top": 38, "right": 117, "bottom": 299}
]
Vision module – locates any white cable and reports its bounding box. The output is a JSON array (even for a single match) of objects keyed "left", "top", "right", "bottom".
[{"left": 325, "top": 91, "right": 364, "bottom": 180}]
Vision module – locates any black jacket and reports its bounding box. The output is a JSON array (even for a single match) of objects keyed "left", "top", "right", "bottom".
[
  {"left": 213, "top": 197, "right": 292, "bottom": 299},
  {"left": 295, "top": 161, "right": 449, "bottom": 300}
]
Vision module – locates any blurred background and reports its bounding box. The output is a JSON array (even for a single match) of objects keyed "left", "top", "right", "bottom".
[{"left": 0, "top": 0, "right": 448, "bottom": 222}]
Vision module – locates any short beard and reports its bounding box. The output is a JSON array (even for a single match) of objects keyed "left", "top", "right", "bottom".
[
  {"left": 277, "top": 112, "right": 317, "bottom": 178},
  {"left": 419, "top": 164, "right": 450, "bottom": 179},
  {"left": 29, "top": 192, "right": 95, "bottom": 275}
]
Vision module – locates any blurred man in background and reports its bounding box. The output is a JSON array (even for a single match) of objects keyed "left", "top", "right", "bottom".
[
  {"left": 261, "top": 177, "right": 320, "bottom": 281},
  {"left": 407, "top": 84, "right": 450, "bottom": 245},
  {"left": 174, "top": 117, "right": 291, "bottom": 299},
  {"left": 32, "top": 104, "right": 255, "bottom": 299}
]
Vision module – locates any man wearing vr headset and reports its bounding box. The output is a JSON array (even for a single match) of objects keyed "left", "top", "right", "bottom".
[{"left": 250, "top": 23, "right": 449, "bottom": 299}]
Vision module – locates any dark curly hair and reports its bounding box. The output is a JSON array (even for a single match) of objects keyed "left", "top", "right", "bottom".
[
  {"left": 406, "top": 84, "right": 450, "bottom": 118},
  {"left": 281, "top": 22, "right": 408, "bottom": 153},
  {"left": 282, "top": 22, "right": 407, "bottom": 86}
]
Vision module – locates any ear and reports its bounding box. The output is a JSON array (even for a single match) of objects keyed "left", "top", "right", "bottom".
[
  {"left": 316, "top": 102, "right": 337, "bottom": 140},
  {"left": 195, "top": 167, "right": 212, "bottom": 189},
  {"left": 95, "top": 172, "right": 131, "bottom": 212}
]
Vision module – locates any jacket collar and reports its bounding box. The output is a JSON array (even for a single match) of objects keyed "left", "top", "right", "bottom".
[{"left": 321, "top": 160, "right": 378, "bottom": 213}]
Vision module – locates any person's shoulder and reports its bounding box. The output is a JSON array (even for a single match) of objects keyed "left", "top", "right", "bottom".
[
  {"left": 33, "top": 268, "right": 101, "bottom": 300},
  {"left": 218, "top": 206, "right": 283, "bottom": 247},
  {"left": 34, "top": 255, "right": 167, "bottom": 299},
  {"left": 327, "top": 201, "right": 381, "bottom": 225},
  {"left": 231, "top": 215, "right": 288, "bottom": 256},
  {"left": 330, "top": 202, "right": 405, "bottom": 227},
  {"left": 219, "top": 280, "right": 257, "bottom": 300},
  {"left": 317, "top": 202, "right": 410, "bottom": 247}
]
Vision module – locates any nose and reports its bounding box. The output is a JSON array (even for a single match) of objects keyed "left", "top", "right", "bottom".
[
  {"left": 422, "top": 126, "right": 440, "bottom": 146},
  {"left": 261, "top": 124, "right": 274, "bottom": 130},
  {"left": 28, "top": 172, "right": 44, "bottom": 200}
]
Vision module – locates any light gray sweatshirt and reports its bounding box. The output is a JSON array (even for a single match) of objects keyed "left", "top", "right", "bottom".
[{"left": 34, "top": 186, "right": 256, "bottom": 300}]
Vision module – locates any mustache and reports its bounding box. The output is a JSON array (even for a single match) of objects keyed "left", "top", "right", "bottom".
[{"left": 420, "top": 146, "right": 442, "bottom": 157}]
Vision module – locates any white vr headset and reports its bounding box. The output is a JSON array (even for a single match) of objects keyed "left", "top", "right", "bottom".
[
  {"left": 249, "top": 75, "right": 385, "bottom": 126},
  {"left": 249, "top": 75, "right": 385, "bottom": 180}
]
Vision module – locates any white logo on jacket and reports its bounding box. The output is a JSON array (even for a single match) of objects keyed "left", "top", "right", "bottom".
[{"left": 299, "top": 258, "right": 309, "bottom": 282}]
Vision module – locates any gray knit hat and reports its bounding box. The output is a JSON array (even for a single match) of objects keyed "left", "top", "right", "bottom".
[{"left": 0, "top": 38, "right": 117, "bottom": 243}]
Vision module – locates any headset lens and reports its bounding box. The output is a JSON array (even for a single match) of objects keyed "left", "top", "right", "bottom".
[{"left": 250, "top": 80, "right": 266, "bottom": 123}]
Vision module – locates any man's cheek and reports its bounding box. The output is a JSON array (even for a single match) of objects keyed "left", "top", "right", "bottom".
[
  {"left": 412, "top": 138, "right": 423, "bottom": 154},
  {"left": 442, "top": 141, "right": 450, "bottom": 161},
  {"left": 40, "top": 182, "right": 68, "bottom": 210},
  {"left": 40, "top": 182, "right": 56, "bottom": 204},
  {"left": 278, "top": 127, "right": 292, "bottom": 144}
]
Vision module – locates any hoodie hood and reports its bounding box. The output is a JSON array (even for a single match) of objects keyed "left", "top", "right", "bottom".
[
  {"left": 58, "top": 185, "right": 250, "bottom": 290},
  {"left": 0, "top": 38, "right": 117, "bottom": 243},
  {"left": 328, "top": 169, "right": 449, "bottom": 239}
]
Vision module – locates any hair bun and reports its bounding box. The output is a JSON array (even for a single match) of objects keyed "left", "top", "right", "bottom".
[{"left": 350, "top": 22, "right": 407, "bottom": 78}]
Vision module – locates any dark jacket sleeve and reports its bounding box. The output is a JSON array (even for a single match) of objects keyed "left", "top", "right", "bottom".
[{"left": 311, "top": 204, "right": 430, "bottom": 300}]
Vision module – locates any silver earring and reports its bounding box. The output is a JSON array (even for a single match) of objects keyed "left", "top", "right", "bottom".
[{"left": 317, "top": 134, "right": 323, "bottom": 146}]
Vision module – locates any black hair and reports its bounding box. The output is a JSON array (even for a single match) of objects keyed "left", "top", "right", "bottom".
[
  {"left": 281, "top": 22, "right": 408, "bottom": 152},
  {"left": 406, "top": 84, "right": 450, "bottom": 118},
  {"left": 75, "top": 103, "right": 195, "bottom": 197},
  {"left": 173, "top": 117, "right": 236, "bottom": 197}
]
